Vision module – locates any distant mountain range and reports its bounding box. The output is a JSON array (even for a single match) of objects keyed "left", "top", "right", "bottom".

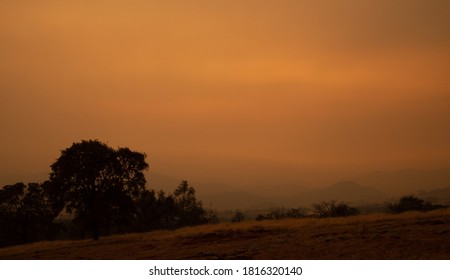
[
  {"left": 352, "top": 167, "right": 450, "bottom": 195},
  {"left": 418, "top": 186, "right": 450, "bottom": 205},
  {"left": 199, "top": 167, "right": 450, "bottom": 211}
]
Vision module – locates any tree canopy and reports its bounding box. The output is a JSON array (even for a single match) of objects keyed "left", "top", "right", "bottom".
[
  {"left": 173, "top": 180, "right": 208, "bottom": 227},
  {"left": 49, "top": 140, "right": 149, "bottom": 240},
  {"left": 0, "top": 182, "right": 61, "bottom": 246},
  {"left": 313, "top": 200, "right": 359, "bottom": 218}
]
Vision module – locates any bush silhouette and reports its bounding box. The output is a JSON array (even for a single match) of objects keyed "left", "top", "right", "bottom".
[
  {"left": 231, "top": 211, "right": 245, "bottom": 223},
  {"left": 313, "top": 200, "right": 359, "bottom": 218},
  {"left": 386, "top": 195, "right": 444, "bottom": 213},
  {"left": 255, "top": 207, "right": 307, "bottom": 221}
]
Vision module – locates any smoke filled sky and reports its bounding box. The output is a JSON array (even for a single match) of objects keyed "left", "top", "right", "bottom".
[{"left": 1, "top": 0, "right": 450, "bottom": 191}]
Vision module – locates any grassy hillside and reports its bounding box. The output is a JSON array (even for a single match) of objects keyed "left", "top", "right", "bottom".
[{"left": 1, "top": 208, "right": 450, "bottom": 260}]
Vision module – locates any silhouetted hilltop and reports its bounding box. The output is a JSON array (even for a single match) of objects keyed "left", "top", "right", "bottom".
[
  {"left": 95, "top": 167, "right": 450, "bottom": 211},
  {"left": 353, "top": 168, "right": 450, "bottom": 195},
  {"left": 418, "top": 186, "right": 450, "bottom": 205}
]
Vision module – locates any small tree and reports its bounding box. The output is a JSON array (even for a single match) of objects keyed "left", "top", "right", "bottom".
[
  {"left": 154, "top": 190, "right": 178, "bottom": 230},
  {"left": 255, "top": 207, "right": 307, "bottom": 221},
  {"left": 286, "top": 207, "right": 307, "bottom": 218},
  {"left": 313, "top": 200, "right": 359, "bottom": 218},
  {"left": 173, "top": 181, "right": 207, "bottom": 227},
  {"left": 205, "top": 209, "right": 220, "bottom": 224},
  {"left": 231, "top": 211, "right": 245, "bottom": 223},
  {"left": 131, "top": 189, "right": 160, "bottom": 232}
]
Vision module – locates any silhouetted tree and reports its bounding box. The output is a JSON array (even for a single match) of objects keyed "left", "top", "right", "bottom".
[
  {"left": 133, "top": 189, "right": 185, "bottom": 232},
  {"left": 255, "top": 214, "right": 266, "bottom": 221},
  {"left": 156, "top": 190, "right": 178, "bottom": 230},
  {"left": 313, "top": 200, "right": 359, "bottom": 218},
  {"left": 286, "top": 207, "right": 307, "bottom": 218},
  {"left": 205, "top": 209, "right": 220, "bottom": 224},
  {"left": 257, "top": 209, "right": 284, "bottom": 220},
  {"left": 255, "top": 207, "right": 307, "bottom": 221},
  {"left": 231, "top": 211, "right": 245, "bottom": 223},
  {"left": 133, "top": 189, "right": 160, "bottom": 232},
  {"left": 173, "top": 181, "right": 207, "bottom": 227},
  {"left": 0, "top": 182, "right": 61, "bottom": 247},
  {"left": 49, "top": 140, "right": 148, "bottom": 240}
]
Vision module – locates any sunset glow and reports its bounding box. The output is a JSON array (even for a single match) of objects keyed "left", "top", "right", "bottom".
[{"left": 1, "top": 0, "right": 450, "bottom": 193}]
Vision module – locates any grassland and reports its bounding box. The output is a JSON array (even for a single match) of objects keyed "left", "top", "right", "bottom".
[{"left": 1, "top": 208, "right": 450, "bottom": 259}]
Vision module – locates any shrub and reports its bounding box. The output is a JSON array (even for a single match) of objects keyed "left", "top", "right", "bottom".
[
  {"left": 231, "top": 211, "right": 245, "bottom": 223},
  {"left": 255, "top": 207, "right": 307, "bottom": 221},
  {"left": 313, "top": 200, "right": 359, "bottom": 218},
  {"left": 386, "top": 195, "right": 444, "bottom": 214}
]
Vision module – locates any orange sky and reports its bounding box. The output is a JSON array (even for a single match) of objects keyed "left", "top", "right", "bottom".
[{"left": 1, "top": 0, "right": 450, "bottom": 191}]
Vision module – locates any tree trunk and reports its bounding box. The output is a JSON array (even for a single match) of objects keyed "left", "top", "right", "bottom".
[
  {"left": 21, "top": 223, "right": 28, "bottom": 243},
  {"left": 92, "top": 216, "right": 100, "bottom": 241},
  {"left": 93, "top": 227, "right": 99, "bottom": 241}
]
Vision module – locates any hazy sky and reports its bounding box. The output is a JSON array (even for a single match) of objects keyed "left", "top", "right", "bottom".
[{"left": 1, "top": 0, "right": 450, "bottom": 192}]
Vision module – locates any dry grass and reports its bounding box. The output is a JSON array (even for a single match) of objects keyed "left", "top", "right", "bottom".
[{"left": 1, "top": 208, "right": 450, "bottom": 260}]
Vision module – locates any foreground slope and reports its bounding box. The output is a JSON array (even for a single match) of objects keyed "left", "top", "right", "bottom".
[{"left": 1, "top": 209, "right": 450, "bottom": 260}]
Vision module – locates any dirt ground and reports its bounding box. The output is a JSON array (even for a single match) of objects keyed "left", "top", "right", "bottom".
[{"left": 1, "top": 209, "right": 449, "bottom": 259}]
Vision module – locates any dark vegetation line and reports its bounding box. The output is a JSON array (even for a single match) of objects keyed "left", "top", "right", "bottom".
[{"left": 0, "top": 140, "right": 447, "bottom": 248}]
